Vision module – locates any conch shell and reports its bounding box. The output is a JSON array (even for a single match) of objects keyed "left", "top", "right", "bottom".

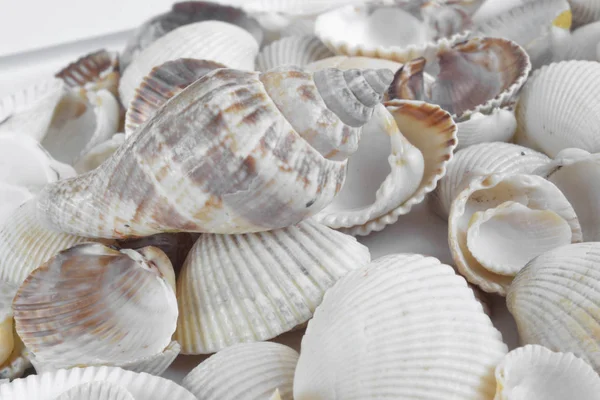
[{"left": 35, "top": 66, "right": 392, "bottom": 238}]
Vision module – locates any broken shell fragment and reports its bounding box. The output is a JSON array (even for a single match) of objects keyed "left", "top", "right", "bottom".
[
  {"left": 255, "top": 35, "right": 334, "bottom": 72},
  {"left": 55, "top": 50, "right": 120, "bottom": 97}
]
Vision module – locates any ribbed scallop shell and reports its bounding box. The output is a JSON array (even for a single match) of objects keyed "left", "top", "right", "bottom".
[
  {"left": 431, "top": 142, "right": 551, "bottom": 219},
  {"left": 74, "top": 133, "right": 125, "bottom": 173},
  {"left": 455, "top": 107, "right": 517, "bottom": 151},
  {"left": 449, "top": 173, "right": 582, "bottom": 295},
  {"left": 182, "top": 342, "right": 298, "bottom": 400},
  {"left": 494, "top": 345, "right": 600, "bottom": 400},
  {"left": 256, "top": 35, "right": 334, "bottom": 72},
  {"left": 176, "top": 219, "right": 369, "bottom": 354},
  {"left": 55, "top": 50, "right": 120, "bottom": 97},
  {"left": 13, "top": 244, "right": 178, "bottom": 371},
  {"left": 37, "top": 66, "right": 391, "bottom": 238},
  {"left": 119, "top": 21, "right": 260, "bottom": 107},
  {"left": 569, "top": 0, "right": 600, "bottom": 27},
  {"left": 0, "top": 366, "right": 196, "bottom": 400},
  {"left": 507, "top": 242, "right": 600, "bottom": 372},
  {"left": 294, "top": 253, "right": 508, "bottom": 400},
  {"left": 54, "top": 381, "right": 133, "bottom": 400},
  {"left": 563, "top": 21, "right": 600, "bottom": 61},
  {"left": 515, "top": 61, "right": 600, "bottom": 157}
]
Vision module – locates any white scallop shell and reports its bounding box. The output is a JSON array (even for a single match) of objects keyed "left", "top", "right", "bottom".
[
  {"left": 256, "top": 35, "right": 334, "bottom": 72},
  {"left": 119, "top": 21, "right": 259, "bottom": 107},
  {"left": 569, "top": 0, "right": 600, "bottom": 27},
  {"left": 0, "top": 366, "right": 196, "bottom": 400},
  {"left": 515, "top": 61, "right": 600, "bottom": 157},
  {"left": 176, "top": 219, "right": 370, "bottom": 354},
  {"left": 74, "top": 133, "right": 126, "bottom": 173},
  {"left": 494, "top": 345, "right": 600, "bottom": 400},
  {"left": 431, "top": 142, "right": 551, "bottom": 219},
  {"left": 563, "top": 21, "right": 600, "bottom": 61},
  {"left": 294, "top": 253, "right": 508, "bottom": 400},
  {"left": 507, "top": 242, "right": 600, "bottom": 372},
  {"left": 449, "top": 173, "right": 582, "bottom": 295},
  {"left": 455, "top": 107, "right": 517, "bottom": 151},
  {"left": 182, "top": 342, "right": 298, "bottom": 400},
  {"left": 53, "top": 381, "right": 134, "bottom": 400}
]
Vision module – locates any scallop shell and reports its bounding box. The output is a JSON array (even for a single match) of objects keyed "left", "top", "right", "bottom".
[
  {"left": 120, "top": 1, "right": 263, "bottom": 72},
  {"left": 314, "top": 100, "right": 457, "bottom": 235},
  {"left": 293, "top": 253, "right": 508, "bottom": 400},
  {"left": 569, "top": 0, "right": 600, "bottom": 27},
  {"left": 431, "top": 142, "right": 551, "bottom": 220},
  {"left": 13, "top": 243, "right": 177, "bottom": 372},
  {"left": 562, "top": 21, "right": 600, "bottom": 61},
  {"left": 494, "top": 345, "right": 600, "bottom": 400},
  {"left": 0, "top": 282, "right": 30, "bottom": 380},
  {"left": 36, "top": 66, "right": 392, "bottom": 238},
  {"left": 0, "top": 366, "right": 196, "bottom": 400},
  {"left": 455, "top": 107, "right": 517, "bottom": 151},
  {"left": 119, "top": 21, "right": 260, "bottom": 107},
  {"left": 73, "top": 133, "right": 126, "bottom": 173},
  {"left": 53, "top": 381, "right": 134, "bottom": 400},
  {"left": 515, "top": 61, "right": 600, "bottom": 157},
  {"left": 449, "top": 173, "right": 582, "bottom": 295},
  {"left": 176, "top": 219, "right": 370, "bottom": 354},
  {"left": 55, "top": 50, "right": 120, "bottom": 97},
  {"left": 473, "top": 0, "right": 572, "bottom": 69},
  {"left": 256, "top": 35, "right": 334, "bottom": 72},
  {"left": 507, "top": 242, "right": 600, "bottom": 372},
  {"left": 181, "top": 342, "right": 298, "bottom": 400}
]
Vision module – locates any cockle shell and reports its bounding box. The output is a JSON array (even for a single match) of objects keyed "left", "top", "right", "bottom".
[
  {"left": 515, "top": 61, "right": 600, "bottom": 157},
  {"left": 55, "top": 50, "right": 120, "bottom": 97},
  {"left": 255, "top": 36, "right": 334, "bottom": 72},
  {"left": 507, "top": 242, "right": 600, "bottom": 372},
  {"left": 449, "top": 173, "right": 582, "bottom": 295},
  {"left": 119, "top": 21, "right": 260, "bottom": 107},
  {"left": 181, "top": 342, "right": 298, "bottom": 400},
  {"left": 454, "top": 107, "right": 517, "bottom": 151},
  {"left": 13, "top": 243, "right": 178, "bottom": 373},
  {"left": 494, "top": 345, "right": 600, "bottom": 400},
  {"left": 569, "top": 0, "right": 600, "bottom": 27},
  {"left": 74, "top": 133, "right": 126, "bottom": 173},
  {"left": 0, "top": 282, "right": 30, "bottom": 380},
  {"left": 294, "top": 253, "right": 508, "bottom": 400},
  {"left": 473, "top": 0, "right": 572, "bottom": 69},
  {"left": 176, "top": 219, "right": 369, "bottom": 354},
  {"left": 36, "top": 66, "right": 392, "bottom": 238},
  {"left": 563, "top": 21, "right": 600, "bottom": 61},
  {"left": 0, "top": 366, "right": 196, "bottom": 400},
  {"left": 431, "top": 142, "right": 551, "bottom": 219},
  {"left": 120, "top": 1, "right": 263, "bottom": 72}
]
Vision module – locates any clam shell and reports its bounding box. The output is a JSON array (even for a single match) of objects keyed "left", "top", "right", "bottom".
[
  {"left": 455, "top": 107, "right": 517, "bottom": 151},
  {"left": 314, "top": 100, "right": 457, "bottom": 235},
  {"left": 431, "top": 142, "right": 551, "bottom": 220},
  {"left": 515, "top": 61, "right": 600, "bottom": 157},
  {"left": 563, "top": 21, "right": 600, "bottom": 61},
  {"left": 315, "top": 3, "right": 470, "bottom": 63},
  {"left": 13, "top": 243, "right": 178, "bottom": 371},
  {"left": 55, "top": 50, "right": 120, "bottom": 97},
  {"left": 494, "top": 345, "right": 600, "bottom": 400},
  {"left": 507, "top": 242, "right": 600, "bottom": 372},
  {"left": 0, "top": 366, "right": 196, "bottom": 399},
  {"left": 53, "top": 381, "right": 134, "bottom": 400},
  {"left": 256, "top": 35, "right": 334, "bottom": 72},
  {"left": 449, "top": 173, "right": 582, "bottom": 295},
  {"left": 293, "top": 253, "right": 508, "bottom": 399},
  {"left": 119, "top": 21, "right": 260, "bottom": 107},
  {"left": 569, "top": 0, "right": 600, "bottom": 27},
  {"left": 182, "top": 342, "right": 298, "bottom": 400},
  {"left": 175, "top": 219, "right": 370, "bottom": 354},
  {"left": 73, "top": 133, "right": 126, "bottom": 173}
]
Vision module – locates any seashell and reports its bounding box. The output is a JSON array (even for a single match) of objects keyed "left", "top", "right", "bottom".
[
  {"left": 13, "top": 243, "right": 178, "bottom": 373},
  {"left": 494, "top": 345, "right": 600, "bottom": 400},
  {"left": 119, "top": 21, "right": 260, "bottom": 107},
  {"left": 449, "top": 173, "right": 582, "bottom": 295},
  {"left": 386, "top": 37, "right": 531, "bottom": 119},
  {"left": 314, "top": 100, "right": 457, "bottom": 235},
  {"left": 469, "top": 282, "right": 493, "bottom": 317},
  {"left": 562, "top": 21, "right": 600, "bottom": 61},
  {"left": 181, "top": 342, "right": 298, "bottom": 400},
  {"left": 0, "top": 366, "right": 196, "bottom": 399},
  {"left": 315, "top": 3, "right": 471, "bottom": 63},
  {"left": 0, "top": 183, "right": 33, "bottom": 228},
  {"left": 73, "top": 133, "right": 126, "bottom": 173},
  {"left": 507, "top": 242, "right": 600, "bottom": 372},
  {"left": 124, "top": 58, "right": 226, "bottom": 136},
  {"left": 55, "top": 50, "right": 120, "bottom": 97},
  {"left": 431, "top": 142, "right": 551, "bottom": 220},
  {"left": 305, "top": 54, "right": 403, "bottom": 73},
  {"left": 473, "top": 0, "right": 572, "bottom": 69},
  {"left": 211, "top": 0, "right": 366, "bottom": 16},
  {"left": 36, "top": 66, "right": 392, "bottom": 238},
  {"left": 454, "top": 107, "right": 517, "bottom": 151},
  {"left": 472, "top": 0, "right": 535, "bottom": 22},
  {"left": 120, "top": 1, "right": 263, "bottom": 73},
  {"left": 53, "top": 381, "right": 134, "bottom": 400},
  {"left": 569, "top": 0, "right": 600, "bottom": 28},
  {"left": 176, "top": 219, "right": 370, "bottom": 354},
  {"left": 280, "top": 16, "right": 315, "bottom": 37},
  {"left": 294, "top": 253, "right": 508, "bottom": 399},
  {"left": 255, "top": 35, "right": 334, "bottom": 72},
  {"left": 270, "top": 389, "right": 282, "bottom": 400},
  {"left": 0, "top": 282, "right": 30, "bottom": 380},
  {"left": 515, "top": 61, "right": 600, "bottom": 157}
]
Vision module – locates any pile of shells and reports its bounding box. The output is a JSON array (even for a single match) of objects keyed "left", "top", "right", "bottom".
[{"left": 1, "top": 0, "right": 600, "bottom": 398}]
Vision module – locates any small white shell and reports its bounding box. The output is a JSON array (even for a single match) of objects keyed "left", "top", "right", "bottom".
[
  {"left": 53, "top": 381, "right": 134, "bottom": 400},
  {"left": 175, "top": 219, "right": 370, "bottom": 354},
  {"left": 256, "top": 35, "right": 334, "bottom": 72},
  {"left": 181, "top": 342, "right": 298, "bottom": 400},
  {"left": 515, "top": 60, "right": 600, "bottom": 157},
  {"left": 494, "top": 345, "right": 600, "bottom": 400},
  {"left": 455, "top": 107, "right": 517, "bottom": 151},
  {"left": 431, "top": 142, "right": 551, "bottom": 220},
  {"left": 74, "top": 133, "right": 126, "bottom": 173},
  {"left": 507, "top": 242, "right": 600, "bottom": 372},
  {"left": 119, "top": 21, "right": 259, "bottom": 107},
  {"left": 569, "top": 0, "right": 600, "bottom": 27},
  {"left": 449, "top": 173, "right": 582, "bottom": 295},
  {"left": 563, "top": 21, "right": 600, "bottom": 61},
  {"left": 294, "top": 253, "right": 508, "bottom": 400}
]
